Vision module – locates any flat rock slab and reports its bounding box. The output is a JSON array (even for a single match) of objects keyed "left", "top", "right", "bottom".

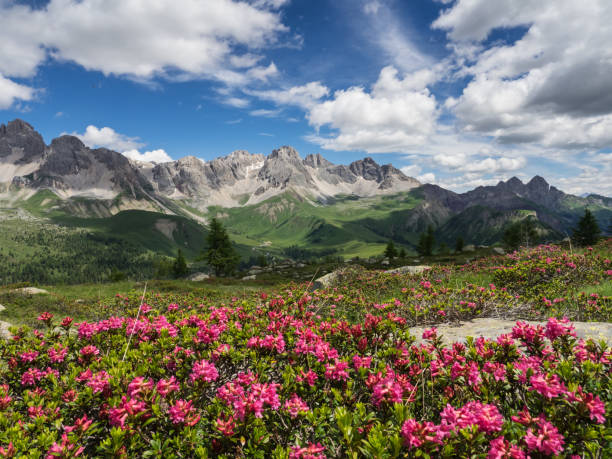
[
  {"left": 0, "top": 321, "right": 12, "bottom": 339},
  {"left": 410, "top": 318, "right": 612, "bottom": 345},
  {"left": 188, "top": 273, "right": 210, "bottom": 281},
  {"left": 14, "top": 287, "right": 49, "bottom": 295},
  {"left": 384, "top": 265, "right": 430, "bottom": 275}
]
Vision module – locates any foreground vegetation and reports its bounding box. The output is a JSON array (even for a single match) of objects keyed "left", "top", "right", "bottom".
[{"left": 0, "top": 241, "right": 610, "bottom": 457}]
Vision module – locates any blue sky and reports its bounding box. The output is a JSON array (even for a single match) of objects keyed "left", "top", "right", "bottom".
[{"left": 1, "top": 0, "right": 611, "bottom": 194}]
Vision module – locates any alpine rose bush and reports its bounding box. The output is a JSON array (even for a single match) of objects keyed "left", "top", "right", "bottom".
[{"left": 0, "top": 243, "right": 609, "bottom": 457}]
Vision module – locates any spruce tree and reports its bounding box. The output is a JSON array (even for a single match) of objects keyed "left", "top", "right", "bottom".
[
  {"left": 455, "top": 236, "right": 464, "bottom": 253},
  {"left": 172, "top": 249, "right": 188, "bottom": 278},
  {"left": 203, "top": 218, "right": 239, "bottom": 276},
  {"left": 571, "top": 209, "right": 601, "bottom": 247},
  {"left": 399, "top": 247, "right": 407, "bottom": 259},
  {"left": 502, "top": 218, "right": 538, "bottom": 250},
  {"left": 417, "top": 225, "right": 435, "bottom": 256},
  {"left": 384, "top": 240, "right": 397, "bottom": 259}
]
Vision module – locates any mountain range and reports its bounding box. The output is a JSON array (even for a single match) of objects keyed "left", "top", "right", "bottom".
[{"left": 1, "top": 119, "right": 611, "bottom": 260}]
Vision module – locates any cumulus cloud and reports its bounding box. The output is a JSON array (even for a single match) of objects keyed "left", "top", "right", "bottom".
[
  {"left": 417, "top": 172, "right": 436, "bottom": 184},
  {"left": 249, "top": 82, "right": 330, "bottom": 109},
  {"left": 554, "top": 166, "right": 612, "bottom": 196},
  {"left": 433, "top": 153, "right": 526, "bottom": 174},
  {"left": 400, "top": 165, "right": 435, "bottom": 184},
  {"left": 400, "top": 164, "right": 422, "bottom": 177},
  {"left": 72, "top": 126, "right": 144, "bottom": 151},
  {"left": 0, "top": 0, "right": 288, "bottom": 95},
  {"left": 0, "top": 73, "right": 35, "bottom": 109},
  {"left": 434, "top": 0, "right": 612, "bottom": 150},
  {"left": 122, "top": 149, "right": 173, "bottom": 163},
  {"left": 70, "top": 125, "right": 173, "bottom": 163},
  {"left": 222, "top": 97, "right": 251, "bottom": 108},
  {"left": 306, "top": 66, "right": 437, "bottom": 152}
]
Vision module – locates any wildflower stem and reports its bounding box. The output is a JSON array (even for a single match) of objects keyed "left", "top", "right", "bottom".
[{"left": 122, "top": 282, "right": 147, "bottom": 362}]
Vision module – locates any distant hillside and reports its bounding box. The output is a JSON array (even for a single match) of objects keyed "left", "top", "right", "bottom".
[{"left": 1, "top": 118, "right": 611, "bottom": 271}]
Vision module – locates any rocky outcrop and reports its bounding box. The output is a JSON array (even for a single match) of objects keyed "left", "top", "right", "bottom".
[{"left": 0, "top": 119, "right": 45, "bottom": 163}]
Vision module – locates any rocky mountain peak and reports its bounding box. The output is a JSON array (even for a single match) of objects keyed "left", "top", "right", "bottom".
[
  {"left": 303, "top": 153, "right": 332, "bottom": 168},
  {"left": 268, "top": 146, "right": 301, "bottom": 161},
  {"left": 349, "top": 157, "right": 387, "bottom": 181},
  {"left": 176, "top": 155, "right": 203, "bottom": 167},
  {"left": 527, "top": 175, "right": 550, "bottom": 191},
  {"left": 227, "top": 149, "right": 252, "bottom": 160},
  {"left": 50, "top": 135, "right": 86, "bottom": 153},
  {"left": 2, "top": 119, "right": 36, "bottom": 135},
  {"left": 0, "top": 118, "right": 46, "bottom": 162},
  {"left": 497, "top": 176, "right": 525, "bottom": 194}
]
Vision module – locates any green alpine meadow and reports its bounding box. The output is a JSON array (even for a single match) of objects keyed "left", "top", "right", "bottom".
[{"left": 2, "top": 0, "right": 612, "bottom": 457}]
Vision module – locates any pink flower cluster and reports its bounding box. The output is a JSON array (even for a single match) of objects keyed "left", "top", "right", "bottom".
[
  {"left": 247, "top": 333, "right": 286, "bottom": 353},
  {"left": 108, "top": 396, "right": 148, "bottom": 429},
  {"left": 290, "top": 443, "right": 326, "bottom": 459},
  {"left": 168, "top": 399, "right": 200, "bottom": 426},
  {"left": 283, "top": 393, "right": 309, "bottom": 418},
  {"left": 401, "top": 401, "right": 505, "bottom": 449},
  {"left": 217, "top": 372, "right": 281, "bottom": 420},
  {"left": 189, "top": 359, "right": 219, "bottom": 383}
]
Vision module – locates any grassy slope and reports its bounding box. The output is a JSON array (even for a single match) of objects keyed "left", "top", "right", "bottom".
[
  {"left": 208, "top": 191, "right": 423, "bottom": 258},
  {"left": 15, "top": 190, "right": 212, "bottom": 259}
]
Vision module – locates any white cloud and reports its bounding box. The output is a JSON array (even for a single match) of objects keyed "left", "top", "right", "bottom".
[
  {"left": 306, "top": 66, "right": 437, "bottom": 152},
  {"left": 252, "top": 0, "right": 290, "bottom": 8},
  {"left": 554, "top": 166, "right": 612, "bottom": 196},
  {"left": 246, "top": 62, "right": 279, "bottom": 82},
  {"left": 250, "top": 108, "right": 282, "bottom": 117},
  {"left": 72, "top": 125, "right": 144, "bottom": 151},
  {"left": 0, "top": 0, "right": 288, "bottom": 92},
  {"left": 222, "top": 97, "right": 251, "bottom": 108},
  {"left": 71, "top": 124, "right": 173, "bottom": 163},
  {"left": 433, "top": 153, "right": 526, "bottom": 173},
  {"left": 249, "top": 82, "right": 329, "bottom": 109},
  {"left": 434, "top": 0, "right": 612, "bottom": 150},
  {"left": 400, "top": 164, "right": 422, "bottom": 177},
  {"left": 0, "top": 73, "right": 35, "bottom": 109},
  {"left": 122, "top": 149, "right": 173, "bottom": 163},
  {"left": 417, "top": 172, "right": 436, "bottom": 183},
  {"left": 363, "top": 1, "right": 381, "bottom": 15},
  {"left": 360, "top": 1, "right": 432, "bottom": 73}
]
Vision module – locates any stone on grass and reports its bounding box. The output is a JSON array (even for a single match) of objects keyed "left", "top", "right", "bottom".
[
  {"left": 188, "top": 272, "right": 210, "bottom": 281},
  {"left": 384, "top": 265, "right": 430, "bottom": 275},
  {"left": 15, "top": 287, "right": 49, "bottom": 295}
]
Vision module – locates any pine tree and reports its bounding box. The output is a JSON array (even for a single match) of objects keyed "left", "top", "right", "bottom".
[
  {"left": 172, "top": 249, "right": 188, "bottom": 278},
  {"left": 455, "top": 236, "right": 464, "bottom": 253},
  {"left": 399, "top": 247, "right": 407, "bottom": 258},
  {"left": 384, "top": 240, "right": 397, "bottom": 259},
  {"left": 417, "top": 225, "right": 435, "bottom": 256},
  {"left": 503, "top": 218, "right": 538, "bottom": 250},
  {"left": 203, "top": 218, "right": 239, "bottom": 276},
  {"left": 571, "top": 209, "right": 601, "bottom": 247}
]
